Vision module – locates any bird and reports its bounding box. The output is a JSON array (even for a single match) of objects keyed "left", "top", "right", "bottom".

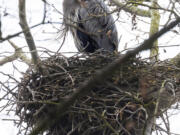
[{"left": 63, "top": 0, "right": 118, "bottom": 53}]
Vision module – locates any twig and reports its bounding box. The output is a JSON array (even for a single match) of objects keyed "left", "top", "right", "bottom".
[{"left": 0, "top": 22, "right": 60, "bottom": 43}]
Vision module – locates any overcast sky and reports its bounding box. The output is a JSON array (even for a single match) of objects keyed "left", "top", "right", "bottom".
[{"left": 0, "top": 0, "right": 180, "bottom": 134}]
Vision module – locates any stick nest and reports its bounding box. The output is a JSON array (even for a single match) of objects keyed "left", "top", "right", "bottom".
[{"left": 16, "top": 52, "right": 180, "bottom": 135}]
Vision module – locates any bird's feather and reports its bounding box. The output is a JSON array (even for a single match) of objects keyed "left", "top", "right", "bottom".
[
  {"left": 63, "top": 0, "right": 118, "bottom": 53},
  {"left": 77, "top": 0, "right": 118, "bottom": 52}
]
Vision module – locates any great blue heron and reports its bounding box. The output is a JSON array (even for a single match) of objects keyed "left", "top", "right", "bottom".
[{"left": 63, "top": 0, "right": 118, "bottom": 53}]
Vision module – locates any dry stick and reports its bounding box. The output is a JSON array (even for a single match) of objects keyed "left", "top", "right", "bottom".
[
  {"left": 18, "top": 0, "right": 40, "bottom": 67},
  {"left": 29, "top": 18, "right": 180, "bottom": 135}
]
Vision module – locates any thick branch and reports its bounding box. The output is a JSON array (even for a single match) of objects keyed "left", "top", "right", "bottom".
[
  {"left": 149, "top": 0, "right": 160, "bottom": 61},
  {"left": 111, "top": 0, "right": 151, "bottom": 17},
  {"left": 18, "top": 0, "right": 40, "bottom": 67},
  {"left": 29, "top": 17, "right": 180, "bottom": 135}
]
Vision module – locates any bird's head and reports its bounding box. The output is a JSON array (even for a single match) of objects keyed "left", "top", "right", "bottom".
[
  {"left": 63, "top": 0, "right": 87, "bottom": 13},
  {"left": 63, "top": 0, "right": 80, "bottom": 10}
]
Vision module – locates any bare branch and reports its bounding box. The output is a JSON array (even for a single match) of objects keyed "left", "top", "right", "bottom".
[
  {"left": 0, "top": 22, "right": 45, "bottom": 43},
  {"left": 110, "top": 0, "right": 151, "bottom": 17},
  {"left": 0, "top": 40, "right": 31, "bottom": 66},
  {"left": 0, "top": 53, "right": 18, "bottom": 66},
  {"left": 18, "top": 0, "right": 40, "bottom": 67},
  {"left": 8, "top": 40, "right": 31, "bottom": 65}
]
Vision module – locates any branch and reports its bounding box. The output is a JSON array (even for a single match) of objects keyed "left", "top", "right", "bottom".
[
  {"left": 29, "top": 17, "right": 180, "bottom": 135},
  {"left": 0, "top": 53, "right": 18, "bottom": 66},
  {"left": 18, "top": 0, "right": 40, "bottom": 67},
  {"left": 8, "top": 40, "right": 31, "bottom": 65},
  {"left": 0, "top": 22, "right": 45, "bottom": 43},
  {"left": 0, "top": 40, "right": 31, "bottom": 66},
  {"left": 149, "top": 0, "right": 160, "bottom": 62},
  {"left": 110, "top": 0, "right": 151, "bottom": 17}
]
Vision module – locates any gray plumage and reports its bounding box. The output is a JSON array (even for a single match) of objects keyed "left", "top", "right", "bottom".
[{"left": 63, "top": 0, "right": 118, "bottom": 53}]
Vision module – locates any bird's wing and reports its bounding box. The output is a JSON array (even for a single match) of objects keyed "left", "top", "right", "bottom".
[{"left": 78, "top": 0, "right": 118, "bottom": 51}]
